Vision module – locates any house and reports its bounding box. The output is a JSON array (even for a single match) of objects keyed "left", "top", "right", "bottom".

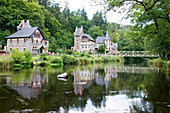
[
  {"left": 5, "top": 20, "right": 49, "bottom": 55},
  {"left": 95, "top": 30, "right": 118, "bottom": 54},
  {"left": 71, "top": 26, "right": 96, "bottom": 53},
  {"left": 72, "top": 26, "right": 118, "bottom": 54}
]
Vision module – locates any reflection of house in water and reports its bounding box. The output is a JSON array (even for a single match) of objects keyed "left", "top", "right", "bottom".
[
  {"left": 73, "top": 65, "right": 118, "bottom": 95},
  {"left": 1, "top": 70, "right": 48, "bottom": 99},
  {"left": 73, "top": 69, "right": 95, "bottom": 95}
]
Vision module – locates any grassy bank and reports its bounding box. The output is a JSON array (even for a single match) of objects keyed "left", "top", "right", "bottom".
[
  {"left": 148, "top": 59, "right": 170, "bottom": 78},
  {"left": 0, "top": 50, "right": 124, "bottom": 69}
]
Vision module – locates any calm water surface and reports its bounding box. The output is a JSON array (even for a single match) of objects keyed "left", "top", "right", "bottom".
[{"left": 0, "top": 63, "right": 169, "bottom": 113}]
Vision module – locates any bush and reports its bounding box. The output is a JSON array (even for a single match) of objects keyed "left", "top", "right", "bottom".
[
  {"left": 11, "top": 49, "right": 25, "bottom": 64},
  {"left": 88, "top": 51, "right": 92, "bottom": 54},
  {"left": 80, "top": 51, "right": 86, "bottom": 57},
  {"left": 39, "top": 53, "right": 47, "bottom": 61},
  {"left": 62, "top": 54, "right": 79, "bottom": 65},
  {"left": 65, "top": 49, "right": 73, "bottom": 55},
  {"left": 102, "top": 56, "right": 109, "bottom": 62},
  {"left": 86, "top": 54, "right": 91, "bottom": 58},
  {"left": 23, "top": 50, "right": 32, "bottom": 66},
  {"left": 50, "top": 57, "right": 63, "bottom": 66}
]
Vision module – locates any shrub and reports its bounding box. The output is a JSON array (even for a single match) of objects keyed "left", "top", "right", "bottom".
[
  {"left": 65, "top": 49, "right": 73, "bottom": 55},
  {"left": 62, "top": 54, "right": 79, "bottom": 65},
  {"left": 50, "top": 57, "right": 63, "bottom": 66},
  {"left": 80, "top": 51, "right": 86, "bottom": 57},
  {"left": 88, "top": 51, "right": 92, "bottom": 54},
  {"left": 102, "top": 56, "right": 109, "bottom": 62},
  {"left": 23, "top": 50, "right": 32, "bottom": 66},
  {"left": 86, "top": 54, "right": 91, "bottom": 58},
  {"left": 11, "top": 49, "right": 25, "bottom": 64},
  {"left": 39, "top": 53, "right": 47, "bottom": 61}
]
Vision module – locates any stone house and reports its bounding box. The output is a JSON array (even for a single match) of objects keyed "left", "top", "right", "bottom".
[
  {"left": 72, "top": 26, "right": 118, "bottom": 54},
  {"left": 95, "top": 30, "right": 118, "bottom": 54},
  {"left": 5, "top": 20, "right": 49, "bottom": 55},
  {"left": 71, "top": 26, "right": 96, "bottom": 53}
]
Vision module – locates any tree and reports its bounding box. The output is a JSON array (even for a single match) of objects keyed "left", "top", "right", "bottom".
[
  {"left": 98, "top": 45, "right": 106, "bottom": 53},
  {"left": 88, "top": 25, "right": 104, "bottom": 39},
  {"left": 106, "top": 0, "right": 170, "bottom": 60}
]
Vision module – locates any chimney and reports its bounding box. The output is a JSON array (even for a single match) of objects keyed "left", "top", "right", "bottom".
[
  {"left": 80, "top": 26, "right": 83, "bottom": 34},
  {"left": 26, "top": 20, "right": 29, "bottom": 24},
  {"left": 21, "top": 20, "right": 25, "bottom": 28}
]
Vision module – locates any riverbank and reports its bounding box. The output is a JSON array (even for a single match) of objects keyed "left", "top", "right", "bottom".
[
  {"left": 148, "top": 58, "right": 170, "bottom": 78},
  {"left": 0, "top": 50, "right": 124, "bottom": 69}
]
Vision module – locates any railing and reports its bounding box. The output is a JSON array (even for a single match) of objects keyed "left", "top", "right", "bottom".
[{"left": 116, "top": 51, "right": 159, "bottom": 57}]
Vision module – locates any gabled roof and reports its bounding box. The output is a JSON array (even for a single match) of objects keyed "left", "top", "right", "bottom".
[
  {"left": 96, "top": 36, "right": 105, "bottom": 44},
  {"left": 5, "top": 27, "right": 47, "bottom": 40},
  {"left": 75, "top": 28, "right": 81, "bottom": 36},
  {"left": 95, "top": 29, "right": 111, "bottom": 44},
  {"left": 82, "top": 33, "right": 95, "bottom": 41}
]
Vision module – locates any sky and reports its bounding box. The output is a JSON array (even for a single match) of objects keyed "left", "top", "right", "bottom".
[{"left": 53, "top": 0, "right": 131, "bottom": 25}]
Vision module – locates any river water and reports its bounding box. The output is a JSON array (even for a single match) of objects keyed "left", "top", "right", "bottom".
[{"left": 0, "top": 63, "right": 169, "bottom": 113}]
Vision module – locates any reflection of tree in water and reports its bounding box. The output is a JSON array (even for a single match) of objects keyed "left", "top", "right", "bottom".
[
  {"left": 86, "top": 82, "right": 106, "bottom": 108},
  {"left": 0, "top": 64, "right": 169, "bottom": 113}
]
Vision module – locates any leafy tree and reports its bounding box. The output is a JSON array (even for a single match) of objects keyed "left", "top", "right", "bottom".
[
  {"left": 98, "top": 45, "right": 106, "bottom": 53},
  {"left": 106, "top": 0, "right": 170, "bottom": 60},
  {"left": 88, "top": 25, "right": 104, "bottom": 39}
]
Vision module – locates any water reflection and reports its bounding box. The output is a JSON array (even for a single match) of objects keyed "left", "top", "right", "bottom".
[
  {"left": 0, "top": 64, "right": 169, "bottom": 113},
  {"left": 0, "top": 69, "right": 48, "bottom": 99}
]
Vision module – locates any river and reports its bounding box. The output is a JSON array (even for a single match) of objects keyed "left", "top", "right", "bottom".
[{"left": 0, "top": 63, "right": 169, "bottom": 113}]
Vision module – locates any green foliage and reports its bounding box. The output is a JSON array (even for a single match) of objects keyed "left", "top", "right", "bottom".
[
  {"left": 106, "top": 0, "right": 170, "bottom": 60},
  {"left": 88, "top": 25, "right": 104, "bottom": 39},
  {"left": 98, "top": 45, "right": 105, "bottom": 53},
  {"left": 80, "top": 51, "right": 86, "bottom": 57},
  {"left": 11, "top": 49, "right": 25, "bottom": 64},
  {"left": 49, "top": 56, "right": 63, "bottom": 66},
  {"left": 39, "top": 53, "right": 47, "bottom": 60},
  {"left": 102, "top": 56, "right": 109, "bottom": 62},
  {"left": 65, "top": 49, "right": 73, "bottom": 55},
  {"left": 88, "top": 51, "right": 92, "bottom": 55}
]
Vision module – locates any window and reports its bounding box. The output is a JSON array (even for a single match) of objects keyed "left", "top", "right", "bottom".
[
  {"left": 85, "top": 45, "right": 87, "bottom": 48},
  {"left": 17, "top": 39, "right": 19, "bottom": 43},
  {"left": 36, "top": 40, "right": 38, "bottom": 43},
  {"left": 34, "top": 33, "right": 40, "bottom": 38},
  {"left": 23, "top": 48, "right": 26, "bottom": 52},
  {"left": 41, "top": 40, "right": 43, "bottom": 44},
  {"left": 10, "top": 48, "right": 12, "bottom": 51},
  {"left": 32, "top": 39, "right": 34, "bottom": 43},
  {"left": 82, "top": 45, "right": 84, "bottom": 49},
  {"left": 45, "top": 41, "right": 47, "bottom": 45},
  {"left": 24, "top": 38, "right": 26, "bottom": 43},
  {"left": 10, "top": 39, "right": 12, "bottom": 43}
]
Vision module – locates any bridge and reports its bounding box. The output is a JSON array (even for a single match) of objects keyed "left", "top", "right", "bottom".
[{"left": 115, "top": 51, "right": 159, "bottom": 57}]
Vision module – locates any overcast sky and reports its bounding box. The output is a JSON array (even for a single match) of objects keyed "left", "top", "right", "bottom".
[{"left": 53, "top": 0, "right": 131, "bottom": 25}]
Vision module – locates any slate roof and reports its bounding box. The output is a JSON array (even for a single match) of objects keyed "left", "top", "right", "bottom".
[
  {"left": 105, "top": 29, "right": 111, "bottom": 40},
  {"left": 5, "top": 27, "right": 47, "bottom": 40},
  {"left": 75, "top": 28, "right": 81, "bottom": 36},
  {"left": 82, "top": 33, "right": 95, "bottom": 41},
  {"left": 96, "top": 36, "right": 105, "bottom": 44},
  {"left": 95, "top": 29, "right": 111, "bottom": 44}
]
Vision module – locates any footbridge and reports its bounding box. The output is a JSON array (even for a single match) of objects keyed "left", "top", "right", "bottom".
[{"left": 116, "top": 51, "right": 159, "bottom": 57}]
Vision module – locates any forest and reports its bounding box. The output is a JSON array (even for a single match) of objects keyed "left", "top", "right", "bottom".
[{"left": 0, "top": 0, "right": 169, "bottom": 60}]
